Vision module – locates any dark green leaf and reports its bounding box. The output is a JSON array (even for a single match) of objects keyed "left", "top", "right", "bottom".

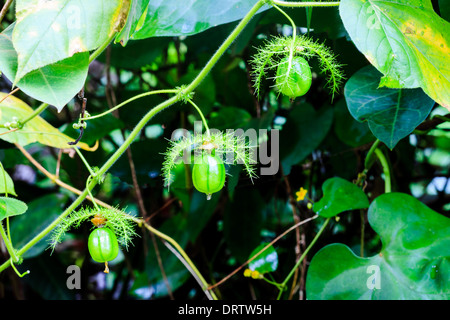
[
  {"left": 226, "top": 165, "right": 241, "bottom": 200},
  {"left": 130, "top": 269, "right": 189, "bottom": 299},
  {"left": 333, "top": 99, "right": 375, "bottom": 147},
  {"left": 313, "top": 177, "right": 369, "bottom": 218},
  {"left": 248, "top": 242, "right": 278, "bottom": 274},
  {"left": 109, "top": 139, "right": 166, "bottom": 185},
  {"left": 439, "top": 0, "right": 450, "bottom": 21},
  {"left": 224, "top": 189, "right": 263, "bottom": 263},
  {"left": 20, "top": 255, "right": 76, "bottom": 299},
  {"left": 104, "top": 37, "right": 171, "bottom": 70},
  {"left": 280, "top": 103, "right": 333, "bottom": 175},
  {"left": 344, "top": 65, "right": 435, "bottom": 149},
  {"left": 10, "top": 194, "right": 67, "bottom": 258},
  {"left": 208, "top": 107, "right": 252, "bottom": 131},
  {"left": 306, "top": 193, "right": 450, "bottom": 299}
]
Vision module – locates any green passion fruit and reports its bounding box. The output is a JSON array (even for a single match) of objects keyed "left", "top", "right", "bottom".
[
  {"left": 88, "top": 227, "right": 119, "bottom": 273},
  {"left": 276, "top": 56, "right": 312, "bottom": 99},
  {"left": 192, "top": 153, "right": 226, "bottom": 200}
]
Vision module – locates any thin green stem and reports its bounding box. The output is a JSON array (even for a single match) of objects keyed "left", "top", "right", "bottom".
[
  {"left": 374, "top": 148, "right": 391, "bottom": 193},
  {"left": 81, "top": 89, "right": 178, "bottom": 121},
  {"left": 262, "top": 276, "right": 284, "bottom": 290},
  {"left": 86, "top": 176, "right": 100, "bottom": 211},
  {"left": 364, "top": 139, "right": 381, "bottom": 170},
  {"left": 0, "top": 0, "right": 266, "bottom": 298},
  {"left": 0, "top": 186, "right": 92, "bottom": 274},
  {"left": 89, "top": 32, "right": 116, "bottom": 64},
  {"left": 187, "top": 99, "right": 210, "bottom": 137},
  {"left": 272, "top": 3, "right": 297, "bottom": 65},
  {"left": 73, "top": 147, "right": 96, "bottom": 177},
  {"left": 0, "top": 162, "right": 19, "bottom": 264},
  {"left": 277, "top": 217, "right": 330, "bottom": 299},
  {"left": 6, "top": 217, "right": 12, "bottom": 252},
  {"left": 19, "top": 103, "right": 49, "bottom": 128},
  {"left": 271, "top": 1, "right": 340, "bottom": 7},
  {"left": 10, "top": 260, "right": 29, "bottom": 277},
  {"left": 161, "top": 238, "right": 218, "bottom": 300},
  {"left": 0, "top": 161, "right": 7, "bottom": 197},
  {"left": 184, "top": 0, "right": 266, "bottom": 94},
  {"left": 0, "top": 222, "right": 18, "bottom": 262}
]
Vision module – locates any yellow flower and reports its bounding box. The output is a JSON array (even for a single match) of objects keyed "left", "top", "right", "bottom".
[
  {"left": 251, "top": 270, "right": 262, "bottom": 279},
  {"left": 296, "top": 187, "right": 308, "bottom": 201},
  {"left": 243, "top": 268, "right": 252, "bottom": 277}
]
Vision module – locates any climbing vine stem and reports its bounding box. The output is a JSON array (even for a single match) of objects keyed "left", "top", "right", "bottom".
[
  {"left": 277, "top": 217, "right": 331, "bottom": 299},
  {"left": 0, "top": 0, "right": 344, "bottom": 298},
  {"left": 374, "top": 148, "right": 392, "bottom": 193},
  {"left": 0, "top": 0, "right": 268, "bottom": 297}
]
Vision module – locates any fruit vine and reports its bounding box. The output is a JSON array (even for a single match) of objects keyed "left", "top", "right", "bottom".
[{"left": 0, "top": 0, "right": 351, "bottom": 299}]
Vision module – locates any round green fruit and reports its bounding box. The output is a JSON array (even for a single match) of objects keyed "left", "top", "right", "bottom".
[
  {"left": 88, "top": 227, "right": 119, "bottom": 263},
  {"left": 192, "top": 153, "right": 226, "bottom": 199},
  {"left": 276, "top": 56, "right": 312, "bottom": 99}
]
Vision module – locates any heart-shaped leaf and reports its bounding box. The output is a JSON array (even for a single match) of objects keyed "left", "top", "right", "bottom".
[
  {"left": 344, "top": 65, "right": 435, "bottom": 149},
  {"left": 339, "top": 0, "right": 450, "bottom": 110},
  {"left": 306, "top": 193, "right": 450, "bottom": 299},
  {"left": 12, "top": 0, "right": 124, "bottom": 82},
  {"left": 248, "top": 242, "right": 279, "bottom": 274},
  {"left": 0, "top": 24, "right": 89, "bottom": 111},
  {"left": 313, "top": 177, "right": 369, "bottom": 218},
  {"left": 0, "top": 197, "right": 28, "bottom": 220},
  {"left": 0, "top": 93, "right": 93, "bottom": 151}
]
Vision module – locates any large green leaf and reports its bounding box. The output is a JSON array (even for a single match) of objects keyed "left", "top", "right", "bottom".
[
  {"left": 208, "top": 106, "right": 252, "bottom": 131},
  {"left": 132, "top": 0, "right": 269, "bottom": 39},
  {"left": 224, "top": 189, "right": 264, "bottom": 263},
  {"left": 313, "top": 177, "right": 369, "bottom": 218},
  {"left": 280, "top": 104, "right": 333, "bottom": 175},
  {"left": 339, "top": 0, "right": 450, "bottom": 110},
  {"left": 0, "top": 93, "right": 93, "bottom": 150},
  {"left": 12, "top": 0, "right": 124, "bottom": 82},
  {"left": 344, "top": 65, "right": 435, "bottom": 149},
  {"left": 0, "top": 24, "right": 89, "bottom": 111},
  {"left": 306, "top": 193, "right": 450, "bottom": 299}
]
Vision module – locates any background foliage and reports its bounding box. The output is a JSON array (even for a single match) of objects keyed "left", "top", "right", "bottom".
[{"left": 0, "top": 0, "right": 448, "bottom": 300}]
